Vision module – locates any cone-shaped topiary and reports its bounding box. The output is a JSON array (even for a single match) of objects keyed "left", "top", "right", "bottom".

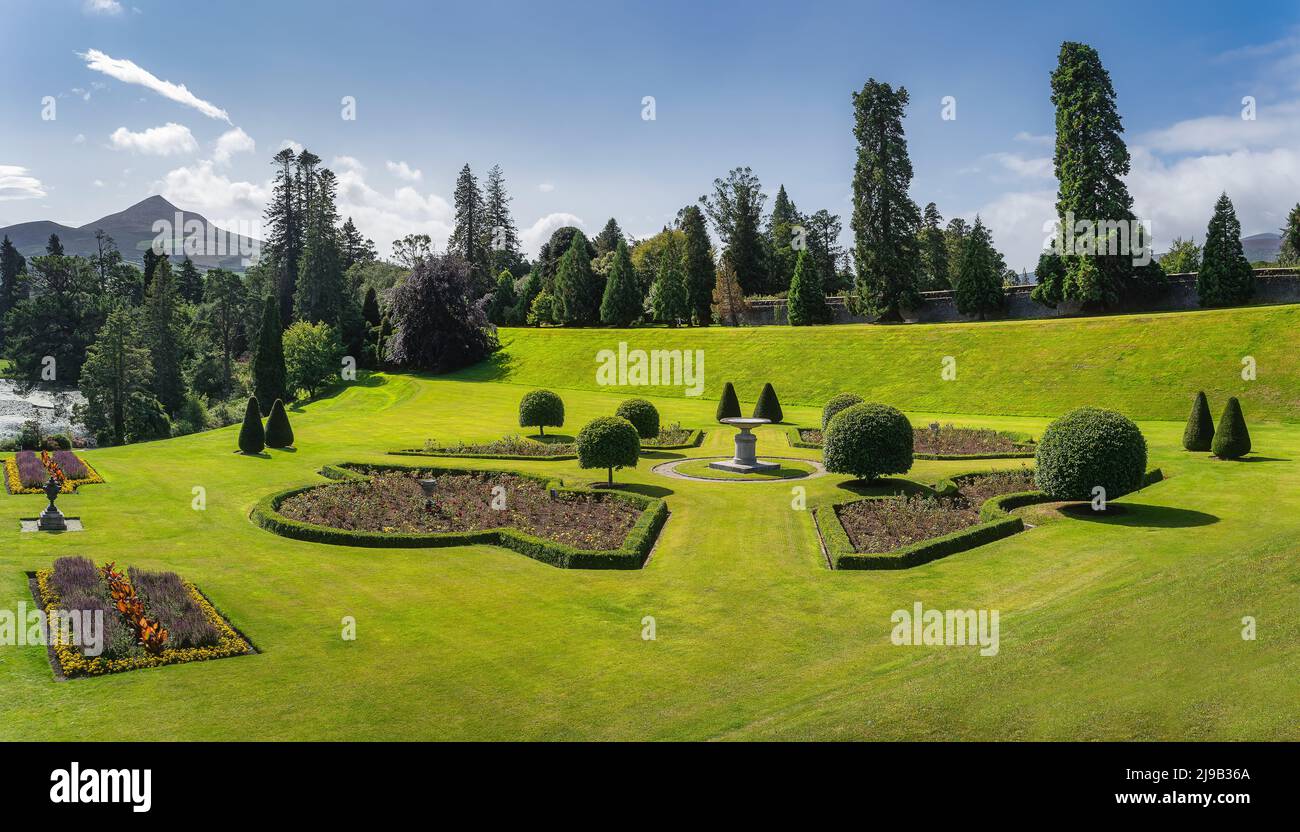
[
  {"left": 1182, "top": 391, "right": 1215, "bottom": 451},
  {"left": 615, "top": 398, "right": 660, "bottom": 440},
  {"left": 752, "top": 382, "right": 783, "bottom": 423},
  {"left": 1035, "top": 407, "right": 1147, "bottom": 502},
  {"left": 822, "top": 393, "right": 864, "bottom": 430},
  {"left": 576, "top": 416, "right": 641, "bottom": 484},
  {"left": 1211, "top": 396, "right": 1251, "bottom": 459},
  {"left": 823, "top": 402, "right": 913, "bottom": 481},
  {"left": 716, "top": 382, "right": 741, "bottom": 421},
  {"left": 518, "top": 389, "right": 564, "bottom": 437},
  {"left": 265, "top": 398, "right": 295, "bottom": 448},
  {"left": 238, "top": 396, "right": 265, "bottom": 455}
]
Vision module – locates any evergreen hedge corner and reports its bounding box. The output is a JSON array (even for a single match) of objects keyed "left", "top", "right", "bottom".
[
  {"left": 576, "top": 416, "right": 641, "bottom": 484},
  {"left": 265, "top": 398, "right": 295, "bottom": 448},
  {"left": 615, "top": 398, "right": 660, "bottom": 440},
  {"left": 716, "top": 382, "right": 741, "bottom": 422},
  {"left": 822, "top": 393, "right": 864, "bottom": 430},
  {"left": 1182, "top": 390, "right": 1215, "bottom": 451},
  {"left": 238, "top": 397, "right": 265, "bottom": 455},
  {"left": 752, "top": 382, "right": 783, "bottom": 423},
  {"left": 1212, "top": 396, "right": 1252, "bottom": 459},
  {"left": 518, "top": 389, "right": 565, "bottom": 436}
]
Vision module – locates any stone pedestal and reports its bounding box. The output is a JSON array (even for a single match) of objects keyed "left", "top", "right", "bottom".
[
  {"left": 37, "top": 505, "right": 67, "bottom": 531},
  {"left": 710, "top": 417, "right": 780, "bottom": 474}
]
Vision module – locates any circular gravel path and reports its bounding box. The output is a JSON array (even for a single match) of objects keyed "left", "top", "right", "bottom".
[{"left": 651, "top": 456, "right": 829, "bottom": 483}]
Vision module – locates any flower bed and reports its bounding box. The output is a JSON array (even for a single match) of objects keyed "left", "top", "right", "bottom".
[
  {"left": 4, "top": 450, "right": 105, "bottom": 494},
  {"left": 395, "top": 426, "right": 702, "bottom": 459},
  {"left": 31, "top": 556, "right": 252, "bottom": 678},
  {"left": 252, "top": 462, "right": 668, "bottom": 569},
  {"left": 790, "top": 423, "right": 1035, "bottom": 459},
  {"left": 641, "top": 424, "right": 703, "bottom": 449}
]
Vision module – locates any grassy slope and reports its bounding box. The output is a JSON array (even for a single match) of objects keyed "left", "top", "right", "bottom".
[
  {"left": 469, "top": 304, "right": 1300, "bottom": 421},
  {"left": 1, "top": 307, "right": 1297, "bottom": 741}
]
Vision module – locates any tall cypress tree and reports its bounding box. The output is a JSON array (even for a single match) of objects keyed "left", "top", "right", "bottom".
[
  {"left": 679, "top": 206, "right": 716, "bottom": 325},
  {"left": 483, "top": 164, "right": 522, "bottom": 277},
  {"left": 144, "top": 258, "right": 186, "bottom": 414},
  {"left": 850, "top": 78, "right": 922, "bottom": 321},
  {"left": 553, "top": 230, "right": 600, "bottom": 325},
  {"left": 1198, "top": 193, "right": 1255, "bottom": 307},
  {"left": 787, "top": 249, "right": 827, "bottom": 326},
  {"left": 649, "top": 237, "right": 689, "bottom": 326},
  {"left": 253, "top": 295, "right": 287, "bottom": 415},
  {"left": 766, "top": 184, "right": 800, "bottom": 294},
  {"left": 600, "top": 239, "right": 642, "bottom": 327},
  {"left": 918, "top": 202, "right": 949, "bottom": 290},
  {"left": 954, "top": 217, "right": 1005, "bottom": 320}
]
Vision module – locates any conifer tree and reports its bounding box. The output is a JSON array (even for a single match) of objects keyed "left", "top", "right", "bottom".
[
  {"left": 0, "top": 235, "right": 26, "bottom": 347},
  {"left": 483, "top": 164, "right": 523, "bottom": 277},
  {"left": 700, "top": 167, "right": 768, "bottom": 295},
  {"left": 752, "top": 382, "right": 784, "bottom": 422},
  {"left": 711, "top": 259, "right": 748, "bottom": 326},
  {"left": 177, "top": 256, "right": 204, "bottom": 304},
  {"left": 449, "top": 163, "right": 492, "bottom": 295},
  {"left": 716, "top": 381, "right": 741, "bottom": 421},
  {"left": 954, "top": 217, "right": 1005, "bottom": 320},
  {"left": 600, "top": 239, "right": 642, "bottom": 327},
  {"left": 488, "top": 269, "right": 518, "bottom": 325},
  {"left": 679, "top": 205, "right": 716, "bottom": 325},
  {"left": 766, "top": 184, "right": 800, "bottom": 293},
  {"left": 1182, "top": 390, "right": 1215, "bottom": 452},
  {"left": 253, "top": 295, "right": 287, "bottom": 415},
  {"left": 1279, "top": 203, "right": 1300, "bottom": 265},
  {"left": 1198, "top": 193, "right": 1254, "bottom": 307},
  {"left": 265, "top": 398, "right": 295, "bottom": 448},
  {"left": 649, "top": 237, "right": 689, "bottom": 326},
  {"left": 1211, "top": 397, "right": 1251, "bottom": 459},
  {"left": 594, "top": 218, "right": 625, "bottom": 256},
  {"left": 787, "top": 249, "right": 827, "bottom": 325},
  {"left": 238, "top": 396, "right": 265, "bottom": 454},
  {"left": 144, "top": 258, "right": 186, "bottom": 414},
  {"left": 918, "top": 202, "right": 949, "bottom": 290},
  {"left": 553, "top": 230, "right": 601, "bottom": 325}
]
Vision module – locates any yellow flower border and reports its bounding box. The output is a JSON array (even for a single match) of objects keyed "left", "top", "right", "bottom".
[
  {"left": 34, "top": 568, "right": 253, "bottom": 678},
  {"left": 3, "top": 455, "right": 105, "bottom": 495}
]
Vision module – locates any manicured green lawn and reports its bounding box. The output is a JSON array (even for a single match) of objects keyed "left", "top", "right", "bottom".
[{"left": 2, "top": 313, "right": 1297, "bottom": 740}]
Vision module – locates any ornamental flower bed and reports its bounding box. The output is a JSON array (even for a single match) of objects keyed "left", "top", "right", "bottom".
[
  {"left": 32, "top": 556, "right": 252, "bottom": 678},
  {"left": 409, "top": 435, "right": 577, "bottom": 458},
  {"left": 796, "top": 424, "right": 1034, "bottom": 457},
  {"left": 4, "top": 449, "right": 105, "bottom": 494},
  {"left": 278, "top": 470, "right": 640, "bottom": 551},
  {"left": 641, "top": 423, "right": 699, "bottom": 448}
]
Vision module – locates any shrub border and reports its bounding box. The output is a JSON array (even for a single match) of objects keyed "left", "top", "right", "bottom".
[
  {"left": 4, "top": 454, "right": 106, "bottom": 495},
  {"left": 389, "top": 429, "right": 703, "bottom": 460},
  {"left": 251, "top": 462, "right": 668, "bottom": 570},
  {"left": 816, "top": 467, "right": 1163, "bottom": 570},
  {"left": 786, "top": 425, "right": 1036, "bottom": 459}
]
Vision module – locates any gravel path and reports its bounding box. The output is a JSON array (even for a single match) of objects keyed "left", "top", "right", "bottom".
[{"left": 651, "top": 456, "right": 829, "bottom": 482}]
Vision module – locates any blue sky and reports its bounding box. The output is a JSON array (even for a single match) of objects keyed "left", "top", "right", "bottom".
[{"left": 2, "top": 0, "right": 1299, "bottom": 269}]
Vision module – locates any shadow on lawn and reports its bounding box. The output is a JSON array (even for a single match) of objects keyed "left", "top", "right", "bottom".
[
  {"left": 526, "top": 433, "right": 575, "bottom": 443},
  {"left": 1061, "top": 503, "right": 1219, "bottom": 528},
  {"left": 1230, "top": 456, "right": 1290, "bottom": 463},
  {"left": 599, "top": 482, "right": 674, "bottom": 499},
  {"left": 640, "top": 450, "right": 686, "bottom": 460}
]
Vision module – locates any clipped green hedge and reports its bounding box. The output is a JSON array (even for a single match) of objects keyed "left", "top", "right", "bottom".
[
  {"left": 388, "top": 448, "right": 578, "bottom": 461},
  {"left": 641, "top": 429, "right": 704, "bottom": 451},
  {"left": 785, "top": 426, "right": 822, "bottom": 449},
  {"left": 252, "top": 462, "right": 668, "bottom": 569}
]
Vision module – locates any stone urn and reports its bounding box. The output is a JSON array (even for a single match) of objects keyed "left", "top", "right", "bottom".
[{"left": 38, "top": 476, "right": 67, "bottom": 531}]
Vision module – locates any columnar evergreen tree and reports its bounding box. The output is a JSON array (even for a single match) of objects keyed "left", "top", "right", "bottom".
[
  {"left": 716, "top": 381, "right": 741, "bottom": 421},
  {"left": 600, "top": 239, "right": 642, "bottom": 327},
  {"left": 804, "top": 209, "right": 844, "bottom": 294},
  {"left": 483, "top": 164, "right": 524, "bottom": 278},
  {"left": 787, "top": 249, "right": 827, "bottom": 325},
  {"left": 238, "top": 396, "right": 265, "bottom": 454},
  {"left": 1279, "top": 203, "right": 1300, "bottom": 265},
  {"left": 253, "top": 295, "right": 288, "bottom": 415},
  {"left": 918, "top": 203, "right": 950, "bottom": 290},
  {"left": 649, "top": 237, "right": 689, "bottom": 326},
  {"left": 449, "top": 163, "right": 492, "bottom": 295},
  {"left": 1182, "top": 390, "right": 1215, "bottom": 451},
  {"left": 850, "top": 78, "right": 922, "bottom": 320},
  {"left": 362, "top": 286, "right": 381, "bottom": 329},
  {"left": 594, "top": 217, "right": 625, "bottom": 256},
  {"left": 1212, "top": 397, "right": 1251, "bottom": 459},
  {"left": 552, "top": 230, "right": 601, "bottom": 325},
  {"left": 177, "top": 256, "right": 204, "bottom": 304},
  {"left": 678, "top": 205, "right": 716, "bottom": 325},
  {"left": 513, "top": 264, "right": 543, "bottom": 324},
  {"left": 487, "top": 269, "right": 518, "bottom": 325},
  {"left": 0, "top": 235, "right": 26, "bottom": 347},
  {"left": 1198, "top": 193, "right": 1255, "bottom": 307},
  {"left": 700, "top": 167, "right": 768, "bottom": 295},
  {"left": 954, "top": 217, "right": 1005, "bottom": 320},
  {"left": 144, "top": 258, "right": 186, "bottom": 414},
  {"left": 766, "top": 184, "right": 800, "bottom": 293}
]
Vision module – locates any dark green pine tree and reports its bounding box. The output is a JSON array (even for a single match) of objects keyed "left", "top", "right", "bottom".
[
  {"left": 552, "top": 230, "right": 600, "bottom": 325},
  {"left": 45, "top": 233, "right": 64, "bottom": 255},
  {"left": 953, "top": 217, "right": 1005, "bottom": 320},
  {"left": 593, "top": 217, "right": 625, "bottom": 256},
  {"left": 176, "top": 256, "right": 204, "bottom": 304},
  {"left": 448, "top": 163, "right": 492, "bottom": 296},
  {"left": 918, "top": 202, "right": 949, "bottom": 290},
  {"left": 361, "top": 286, "right": 381, "bottom": 329},
  {"left": 294, "top": 168, "right": 344, "bottom": 327},
  {"left": 716, "top": 381, "right": 741, "bottom": 421},
  {"left": 483, "top": 164, "right": 523, "bottom": 277},
  {"left": 787, "top": 249, "right": 827, "bottom": 325},
  {"left": 488, "top": 269, "right": 518, "bottom": 325},
  {"left": 1182, "top": 390, "right": 1215, "bottom": 451},
  {"left": 339, "top": 217, "right": 377, "bottom": 270},
  {"left": 1211, "top": 396, "right": 1251, "bottom": 459},
  {"left": 766, "top": 184, "right": 800, "bottom": 293},
  {"left": 700, "top": 167, "right": 768, "bottom": 296},
  {"left": 264, "top": 148, "right": 303, "bottom": 326},
  {"left": 850, "top": 78, "right": 922, "bottom": 321},
  {"left": 1045, "top": 42, "right": 1141, "bottom": 307},
  {"left": 1279, "top": 203, "right": 1300, "bottom": 265},
  {"left": 513, "top": 264, "right": 543, "bottom": 323},
  {"left": 252, "top": 295, "right": 287, "bottom": 415},
  {"left": 752, "top": 382, "right": 784, "bottom": 422},
  {"left": 238, "top": 396, "right": 265, "bottom": 454},
  {"left": 265, "top": 398, "right": 295, "bottom": 448},
  {"left": 144, "top": 257, "right": 186, "bottom": 414},
  {"left": 1198, "top": 193, "right": 1255, "bottom": 307},
  {"left": 679, "top": 205, "right": 716, "bottom": 325},
  {"left": 0, "top": 235, "right": 27, "bottom": 347},
  {"left": 649, "top": 237, "right": 689, "bottom": 326},
  {"left": 600, "top": 239, "right": 642, "bottom": 327}
]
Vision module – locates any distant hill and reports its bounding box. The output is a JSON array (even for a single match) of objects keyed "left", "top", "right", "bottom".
[
  {"left": 1241, "top": 231, "right": 1281, "bottom": 263},
  {"left": 0, "top": 195, "right": 262, "bottom": 272}
]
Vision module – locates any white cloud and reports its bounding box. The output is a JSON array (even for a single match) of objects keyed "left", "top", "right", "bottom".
[
  {"left": 1013, "top": 131, "right": 1053, "bottom": 146},
  {"left": 109, "top": 122, "right": 198, "bottom": 155},
  {"left": 385, "top": 160, "right": 422, "bottom": 181},
  {"left": 0, "top": 165, "right": 46, "bottom": 201},
  {"left": 520, "top": 212, "right": 584, "bottom": 258},
  {"left": 279, "top": 138, "right": 304, "bottom": 154},
  {"left": 158, "top": 160, "right": 269, "bottom": 226},
  {"left": 93, "top": 179, "right": 105, "bottom": 187},
  {"left": 73, "top": 134, "right": 86, "bottom": 144},
  {"left": 538, "top": 182, "right": 555, "bottom": 193},
  {"left": 1139, "top": 100, "right": 1300, "bottom": 154},
  {"left": 80, "top": 49, "right": 230, "bottom": 122},
  {"left": 970, "top": 189, "right": 1057, "bottom": 271},
  {"left": 332, "top": 165, "right": 455, "bottom": 257},
  {"left": 83, "top": 0, "right": 123, "bottom": 15},
  {"left": 212, "top": 126, "right": 255, "bottom": 164},
  {"left": 333, "top": 155, "right": 365, "bottom": 172},
  {"left": 987, "top": 152, "right": 1053, "bottom": 179}
]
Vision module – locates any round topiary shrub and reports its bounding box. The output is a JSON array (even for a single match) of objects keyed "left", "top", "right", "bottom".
[
  {"left": 238, "top": 396, "right": 265, "bottom": 455},
  {"left": 716, "top": 381, "right": 741, "bottom": 421},
  {"left": 576, "top": 416, "right": 641, "bottom": 484},
  {"left": 752, "top": 382, "right": 783, "bottom": 422},
  {"left": 822, "top": 402, "right": 913, "bottom": 481},
  {"left": 1182, "top": 390, "right": 1214, "bottom": 451},
  {"left": 519, "top": 389, "right": 565, "bottom": 436},
  {"left": 615, "top": 398, "right": 660, "bottom": 440},
  {"left": 265, "top": 398, "right": 295, "bottom": 448},
  {"left": 1035, "top": 407, "right": 1147, "bottom": 502},
  {"left": 821, "top": 393, "right": 864, "bottom": 430},
  {"left": 1212, "top": 396, "right": 1251, "bottom": 459}
]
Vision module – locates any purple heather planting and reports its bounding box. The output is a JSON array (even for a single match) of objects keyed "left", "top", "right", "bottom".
[
  {"left": 128, "top": 567, "right": 221, "bottom": 648},
  {"left": 15, "top": 451, "right": 46, "bottom": 489}
]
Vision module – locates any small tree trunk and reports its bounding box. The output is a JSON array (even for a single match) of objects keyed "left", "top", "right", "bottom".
[{"left": 607, "top": 467, "right": 613, "bottom": 485}]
